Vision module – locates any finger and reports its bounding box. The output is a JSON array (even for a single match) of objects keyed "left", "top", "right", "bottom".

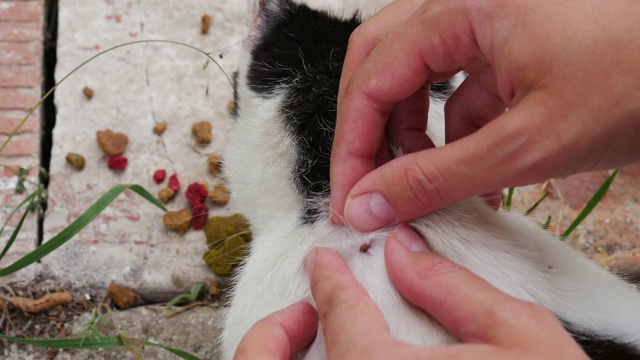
[
  {"left": 331, "top": 1, "right": 483, "bottom": 222},
  {"left": 307, "top": 247, "right": 392, "bottom": 357},
  {"left": 386, "top": 85, "right": 435, "bottom": 154},
  {"left": 444, "top": 73, "right": 506, "bottom": 144},
  {"left": 342, "top": 93, "right": 564, "bottom": 232},
  {"left": 234, "top": 302, "right": 318, "bottom": 359},
  {"left": 384, "top": 225, "right": 551, "bottom": 345},
  {"left": 332, "top": 0, "right": 444, "bottom": 224}
]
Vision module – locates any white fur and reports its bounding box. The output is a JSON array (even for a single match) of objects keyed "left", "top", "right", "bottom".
[{"left": 220, "top": 2, "right": 640, "bottom": 359}]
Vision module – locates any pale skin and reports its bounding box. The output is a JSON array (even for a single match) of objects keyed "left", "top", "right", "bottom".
[
  {"left": 330, "top": 0, "right": 640, "bottom": 231},
  {"left": 235, "top": 225, "right": 589, "bottom": 359}
]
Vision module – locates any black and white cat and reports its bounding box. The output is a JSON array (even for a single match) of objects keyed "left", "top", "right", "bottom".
[{"left": 220, "top": 1, "right": 640, "bottom": 359}]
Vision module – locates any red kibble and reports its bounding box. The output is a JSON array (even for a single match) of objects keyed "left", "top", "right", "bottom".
[
  {"left": 186, "top": 182, "right": 208, "bottom": 208},
  {"left": 192, "top": 204, "right": 208, "bottom": 230},
  {"left": 153, "top": 169, "right": 166, "bottom": 183},
  {"left": 168, "top": 174, "right": 180, "bottom": 192},
  {"left": 108, "top": 156, "right": 128, "bottom": 170}
]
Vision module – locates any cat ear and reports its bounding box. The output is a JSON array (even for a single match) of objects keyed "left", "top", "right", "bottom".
[{"left": 245, "top": 0, "right": 290, "bottom": 50}]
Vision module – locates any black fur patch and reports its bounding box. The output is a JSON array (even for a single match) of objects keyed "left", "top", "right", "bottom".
[
  {"left": 562, "top": 321, "right": 640, "bottom": 359},
  {"left": 248, "top": 0, "right": 453, "bottom": 223}
]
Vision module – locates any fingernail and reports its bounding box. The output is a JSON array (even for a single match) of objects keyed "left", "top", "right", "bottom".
[
  {"left": 305, "top": 249, "right": 318, "bottom": 274},
  {"left": 393, "top": 225, "right": 430, "bottom": 252},
  {"left": 345, "top": 192, "right": 396, "bottom": 232}
]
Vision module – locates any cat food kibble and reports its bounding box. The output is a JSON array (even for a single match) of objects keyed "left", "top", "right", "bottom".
[
  {"left": 107, "top": 156, "right": 128, "bottom": 170},
  {"left": 158, "top": 188, "right": 175, "bottom": 203},
  {"left": 192, "top": 121, "right": 212, "bottom": 144},
  {"left": 207, "top": 154, "right": 223, "bottom": 176},
  {"left": 107, "top": 283, "right": 138, "bottom": 310},
  {"left": 168, "top": 173, "right": 181, "bottom": 192},
  {"left": 163, "top": 209, "right": 192, "bottom": 234},
  {"left": 201, "top": 14, "right": 212, "bottom": 34},
  {"left": 83, "top": 86, "right": 94, "bottom": 100},
  {"left": 153, "top": 169, "right": 166, "bottom": 183},
  {"left": 65, "top": 153, "right": 86, "bottom": 170},
  {"left": 209, "top": 182, "right": 230, "bottom": 206},
  {"left": 96, "top": 129, "right": 129, "bottom": 156},
  {"left": 153, "top": 121, "right": 167, "bottom": 135}
]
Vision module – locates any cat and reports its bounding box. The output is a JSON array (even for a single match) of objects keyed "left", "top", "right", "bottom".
[{"left": 220, "top": 0, "right": 640, "bottom": 359}]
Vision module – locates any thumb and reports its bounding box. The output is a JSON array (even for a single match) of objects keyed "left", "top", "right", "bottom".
[{"left": 343, "top": 95, "right": 559, "bottom": 232}]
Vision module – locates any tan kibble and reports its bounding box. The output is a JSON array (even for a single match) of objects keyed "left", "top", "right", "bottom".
[
  {"left": 158, "top": 188, "right": 176, "bottom": 203},
  {"left": 209, "top": 182, "right": 230, "bottom": 206},
  {"left": 192, "top": 121, "right": 213, "bottom": 144},
  {"left": 153, "top": 121, "right": 167, "bottom": 136},
  {"left": 163, "top": 209, "right": 192, "bottom": 234},
  {"left": 207, "top": 154, "right": 223, "bottom": 176}
]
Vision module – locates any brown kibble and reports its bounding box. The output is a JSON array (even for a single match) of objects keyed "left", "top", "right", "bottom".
[
  {"left": 227, "top": 100, "right": 235, "bottom": 114},
  {"left": 153, "top": 121, "right": 167, "bottom": 136},
  {"left": 96, "top": 129, "right": 129, "bottom": 156},
  {"left": 163, "top": 208, "right": 192, "bottom": 234},
  {"left": 208, "top": 283, "right": 220, "bottom": 297},
  {"left": 192, "top": 121, "right": 212, "bottom": 144},
  {"left": 201, "top": 14, "right": 212, "bottom": 34},
  {"left": 107, "top": 283, "right": 138, "bottom": 310},
  {"left": 65, "top": 153, "right": 86, "bottom": 170},
  {"left": 83, "top": 86, "right": 94, "bottom": 100},
  {"left": 207, "top": 154, "right": 223, "bottom": 176},
  {"left": 359, "top": 243, "right": 370, "bottom": 253},
  {"left": 158, "top": 188, "right": 176, "bottom": 203},
  {"left": 209, "top": 182, "right": 230, "bottom": 206}
]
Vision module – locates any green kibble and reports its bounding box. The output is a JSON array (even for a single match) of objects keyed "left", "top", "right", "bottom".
[
  {"left": 66, "top": 153, "right": 86, "bottom": 170},
  {"left": 203, "top": 235, "right": 249, "bottom": 277},
  {"left": 202, "top": 214, "right": 252, "bottom": 277},
  {"left": 204, "top": 214, "right": 251, "bottom": 250}
]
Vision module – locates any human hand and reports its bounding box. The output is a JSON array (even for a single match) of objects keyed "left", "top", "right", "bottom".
[
  {"left": 235, "top": 225, "right": 588, "bottom": 359},
  {"left": 330, "top": 0, "right": 640, "bottom": 231}
]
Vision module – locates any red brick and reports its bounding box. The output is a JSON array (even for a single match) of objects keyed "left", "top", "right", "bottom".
[
  {"left": 0, "top": 87, "right": 40, "bottom": 110},
  {"left": 0, "top": 42, "right": 41, "bottom": 65},
  {"left": 0, "top": 112, "right": 39, "bottom": 134},
  {"left": 0, "top": 22, "right": 41, "bottom": 42},
  {"left": 0, "top": 135, "right": 38, "bottom": 157},
  {"left": 0, "top": 1, "right": 42, "bottom": 22},
  {"left": 0, "top": 64, "right": 40, "bottom": 87}
]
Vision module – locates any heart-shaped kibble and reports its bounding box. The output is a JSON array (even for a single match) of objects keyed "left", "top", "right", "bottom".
[{"left": 96, "top": 129, "right": 129, "bottom": 156}]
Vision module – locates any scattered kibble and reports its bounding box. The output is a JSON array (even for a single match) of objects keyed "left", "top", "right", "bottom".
[
  {"left": 208, "top": 283, "right": 220, "bottom": 297},
  {"left": 209, "top": 182, "right": 230, "bottom": 206},
  {"left": 153, "top": 121, "right": 167, "bottom": 136},
  {"left": 186, "top": 182, "right": 208, "bottom": 208},
  {"left": 97, "top": 129, "right": 129, "bottom": 156},
  {"left": 168, "top": 173, "right": 180, "bottom": 192},
  {"left": 83, "top": 86, "right": 94, "bottom": 100},
  {"left": 192, "top": 204, "right": 209, "bottom": 231},
  {"left": 107, "top": 283, "right": 138, "bottom": 310},
  {"left": 65, "top": 153, "right": 86, "bottom": 170},
  {"left": 158, "top": 188, "right": 175, "bottom": 203},
  {"left": 153, "top": 169, "right": 166, "bottom": 183},
  {"left": 201, "top": 14, "right": 212, "bottom": 34},
  {"left": 107, "top": 156, "right": 128, "bottom": 170},
  {"left": 163, "top": 209, "right": 192, "bottom": 234},
  {"left": 207, "top": 154, "right": 223, "bottom": 176},
  {"left": 192, "top": 121, "right": 212, "bottom": 144}
]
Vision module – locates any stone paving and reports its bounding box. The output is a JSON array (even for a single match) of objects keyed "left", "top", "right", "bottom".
[{"left": 0, "top": 0, "right": 639, "bottom": 359}]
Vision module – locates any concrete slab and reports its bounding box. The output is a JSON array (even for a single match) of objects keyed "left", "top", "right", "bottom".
[{"left": 43, "top": 0, "right": 248, "bottom": 299}]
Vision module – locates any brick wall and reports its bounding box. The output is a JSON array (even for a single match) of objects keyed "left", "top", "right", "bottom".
[{"left": 0, "top": 0, "right": 44, "bottom": 280}]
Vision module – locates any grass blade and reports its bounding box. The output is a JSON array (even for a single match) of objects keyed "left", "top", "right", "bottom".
[
  {"left": 503, "top": 187, "right": 515, "bottom": 212},
  {"left": 542, "top": 215, "right": 552, "bottom": 230},
  {"left": 0, "top": 334, "right": 201, "bottom": 360},
  {"left": 524, "top": 192, "right": 550, "bottom": 216},
  {"left": 0, "top": 195, "right": 36, "bottom": 262},
  {"left": 0, "top": 190, "right": 40, "bottom": 261},
  {"left": 561, "top": 169, "right": 618, "bottom": 239},
  {"left": 0, "top": 184, "right": 165, "bottom": 277}
]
